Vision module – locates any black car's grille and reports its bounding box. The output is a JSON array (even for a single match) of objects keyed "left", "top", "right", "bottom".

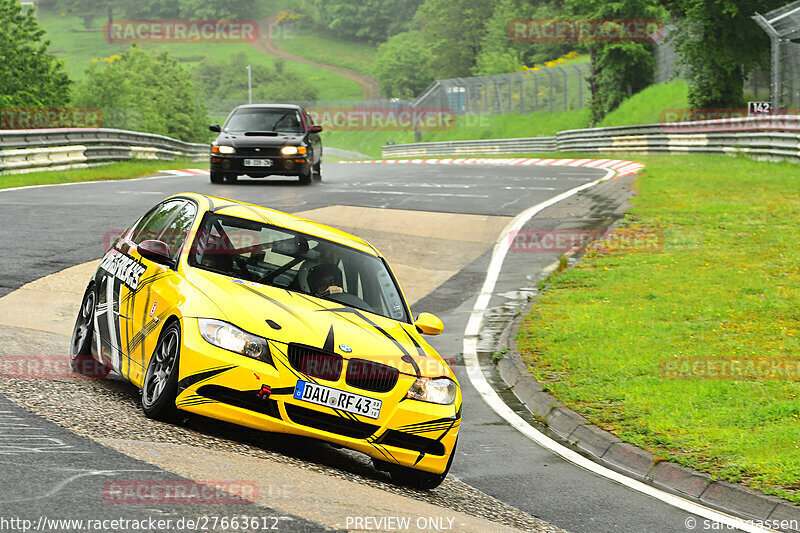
[
  {"left": 288, "top": 344, "right": 343, "bottom": 381},
  {"left": 345, "top": 359, "right": 399, "bottom": 393},
  {"left": 235, "top": 147, "right": 281, "bottom": 156},
  {"left": 284, "top": 404, "right": 379, "bottom": 439},
  {"left": 377, "top": 430, "right": 446, "bottom": 456},
  {"left": 197, "top": 385, "right": 282, "bottom": 419}
]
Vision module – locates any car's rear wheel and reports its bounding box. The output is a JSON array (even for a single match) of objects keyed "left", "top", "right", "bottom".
[
  {"left": 142, "top": 321, "right": 181, "bottom": 421},
  {"left": 70, "top": 285, "right": 110, "bottom": 377},
  {"left": 373, "top": 438, "right": 457, "bottom": 490},
  {"left": 210, "top": 170, "right": 224, "bottom": 184}
]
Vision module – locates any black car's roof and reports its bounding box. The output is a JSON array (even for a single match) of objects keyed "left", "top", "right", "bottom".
[{"left": 232, "top": 104, "right": 304, "bottom": 111}]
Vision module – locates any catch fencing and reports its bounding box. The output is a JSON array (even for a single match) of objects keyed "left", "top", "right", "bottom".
[{"left": 0, "top": 128, "right": 208, "bottom": 174}]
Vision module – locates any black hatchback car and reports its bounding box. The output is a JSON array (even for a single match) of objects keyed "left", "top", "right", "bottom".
[{"left": 209, "top": 104, "right": 323, "bottom": 185}]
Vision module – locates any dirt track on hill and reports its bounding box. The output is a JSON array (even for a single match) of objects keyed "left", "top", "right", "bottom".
[{"left": 251, "top": 14, "right": 380, "bottom": 100}]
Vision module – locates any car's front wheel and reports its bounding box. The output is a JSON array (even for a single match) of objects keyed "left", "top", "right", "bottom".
[
  {"left": 312, "top": 160, "right": 322, "bottom": 181},
  {"left": 141, "top": 321, "right": 181, "bottom": 420},
  {"left": 210, "top": 170, "right": 224, "bottom": 184}
]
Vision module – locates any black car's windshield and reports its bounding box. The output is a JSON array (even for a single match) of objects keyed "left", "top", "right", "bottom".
[
  {"left": 188, "top": 214, "right": 408, "bottom": 322},
  {"left": 223, "top": 108, "right": 303, "bottom": 134}
]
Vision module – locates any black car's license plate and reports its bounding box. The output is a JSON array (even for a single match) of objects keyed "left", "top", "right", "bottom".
[{"left": 244, "top": 159, "right": 273, "bottom": 167}]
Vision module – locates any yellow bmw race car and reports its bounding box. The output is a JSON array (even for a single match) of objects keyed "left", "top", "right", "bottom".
[{"left": 70, "top": 193, "right": 461, "bottom": 488}]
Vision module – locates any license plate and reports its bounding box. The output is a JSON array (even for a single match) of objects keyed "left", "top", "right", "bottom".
[
  {"left": 293, "top": 380, "right": 382, "bottom": 419},
  {"left": 244, "top": 158, "right": 272, "bottom": 167}
]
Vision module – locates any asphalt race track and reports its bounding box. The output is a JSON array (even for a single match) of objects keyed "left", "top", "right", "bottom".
[{"left": 0, "top": 161, "right": 711, "bottom": 532}]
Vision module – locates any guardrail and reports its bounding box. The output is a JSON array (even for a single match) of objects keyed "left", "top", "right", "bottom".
[
  {"left": 382, "top": 115, "right": 800, "bottom": 162},
  {"left": 0, "top": 128, "right": 209, "bottom": 173}
]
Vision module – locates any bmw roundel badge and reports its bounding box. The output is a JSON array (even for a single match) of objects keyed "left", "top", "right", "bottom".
[{"left": 339, "top": 344, "right": 352, "bottom": 353}]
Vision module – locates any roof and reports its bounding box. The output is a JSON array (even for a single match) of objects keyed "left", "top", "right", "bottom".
[
  {"left": 174, "top": 193, "right": 378, "bottom": 256},
  {"left": 231, "top": 104, "right": 304, "bottom": 111}
]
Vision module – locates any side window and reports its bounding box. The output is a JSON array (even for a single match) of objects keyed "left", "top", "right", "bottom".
[
  {"left": 161, "top": 202, "right": 198, "bottom": 260},
  {"left": 132, "top": 200, "right": 185, "bottom": 246}
]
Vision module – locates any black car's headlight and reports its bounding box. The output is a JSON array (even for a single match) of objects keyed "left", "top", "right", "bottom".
[
  {"left": 212, "top": 145, "right": 235, "bottom": 154},
  {"left": 406, "top": 377, "right": 457, "bottom": 405},
  {"left": 198, "top": 318, "right": 270, "bottom": 362},
  {"left": 280, "top": 145, "right": 306, "bottom": 155}
]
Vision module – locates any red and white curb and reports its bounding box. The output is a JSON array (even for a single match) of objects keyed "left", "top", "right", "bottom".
[
  {"left": 341, "top": 158, "right": 645, "bottom": 178},
  {"left": 159, "top": 168, "right": 208, "bottom": 176}
]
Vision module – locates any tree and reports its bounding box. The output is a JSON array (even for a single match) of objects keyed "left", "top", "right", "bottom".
[
  {"left": 0, "top": 0, "right": 71, "bottom": 109},
  {"left": 566, "top": 0, "right": 664, "bottom": 123},
  {"left": 72, "top": 45, "right": 208, "bottom": 142},
  {"left": 414, "top": 0, "right": 492, "bottom": 78},
  {"left": 473, "top": 0, "right": 525, "bottom": 75},
  {"left": 374, "top": 31, "right": 436, "bottom": 98},
  {"left": 303, "top": 0, "right": 422, "bottom": 42},
  {"left": 659, "top": 0, "right": 784, "bottom": 109}
]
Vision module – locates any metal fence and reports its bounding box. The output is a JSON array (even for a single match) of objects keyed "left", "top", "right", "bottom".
[
  {"left": 657, "top": 11, "right": 798, "bottom": 107},
  {"left": 412, "top": 64, "right": 592, "bottom": 115},
  {"left": 754, "top": 0, "right": 800, "bottom": 109}
]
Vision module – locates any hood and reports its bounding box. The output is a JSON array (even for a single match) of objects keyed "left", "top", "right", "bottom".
[
  {"left": 184, "top": 268, "right": 451, "bottom": 379},
  {"left": 215, "top": 132, "right": 304, "bottom": 148}
]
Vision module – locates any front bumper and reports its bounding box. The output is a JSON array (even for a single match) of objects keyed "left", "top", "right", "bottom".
[
  {"left": 176, "top": 318, "right": 461, "bottom": 474},
  {"left": 210, "top": 154, "right": 309, "bottom": 177}
]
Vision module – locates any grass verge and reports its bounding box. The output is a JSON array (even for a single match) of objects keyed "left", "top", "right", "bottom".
[
  {"left": 0, "top": 159, "right": 205, "bottom": 190},
  {"left": 517, "top": 153, "right": 800, "bottom": 504}
]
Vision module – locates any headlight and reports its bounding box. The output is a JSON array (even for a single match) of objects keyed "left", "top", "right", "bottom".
[
  {"left": 198, "top": 318, "right": 270, "bottom": 362},
  {"left": 213, "top": 145, "right": 235, "bottom": 154},
  {"left": 280, "top": 145, "right": 306, "bottom": 155},
  {"left": 406, "top": 377, "right": 457, "bottom": 405}
]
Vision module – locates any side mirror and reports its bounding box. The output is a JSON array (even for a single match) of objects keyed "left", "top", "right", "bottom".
[
  {"left": 138, "top": 240, "right": 174, "bottom": 267},
  {"left": 209, "top": 124, "right": 221, "bottom": 132},
  {"left": 414, "top": 312, "right": 443, "bottom": 336},
  {"left": 308, "top": 125, "right": 322, "bottom": 133}
]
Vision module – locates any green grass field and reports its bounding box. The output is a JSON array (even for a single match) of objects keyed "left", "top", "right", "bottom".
[
  {"left": 0, "top": 159, "right": 204, "bottom": 190},
  {"left": 517, "top": 153, "right": 800, "bottom": 503},
  {"left": 38, "top": 9, "right": 362, "bottom": 101},
  {"left": 274, "top": 30, "right": 378, "bottom": 76},
  {"left": 598, "top": 79, "right": 689, "bottom": 127}
]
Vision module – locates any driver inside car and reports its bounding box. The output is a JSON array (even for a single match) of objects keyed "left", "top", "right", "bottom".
[{"left": 307, "top": 263, "right": 343, "bottom": 297}]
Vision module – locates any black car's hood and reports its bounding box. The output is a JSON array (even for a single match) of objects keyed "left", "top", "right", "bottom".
[{"left": 216, "top": 132, "right": 304, "bottom": 147}]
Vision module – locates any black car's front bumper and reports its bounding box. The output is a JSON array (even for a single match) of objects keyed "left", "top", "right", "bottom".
[{"left": 210, "top": 154, "right": 310, "bottom": 177}]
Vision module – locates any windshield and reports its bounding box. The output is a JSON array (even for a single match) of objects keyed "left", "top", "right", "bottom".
[
  {"left": 223, "top": 108, "right": 303, "bottom": 134},
  {"left": 188, "top": 214, "right": 409, "bottom": 322}
]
